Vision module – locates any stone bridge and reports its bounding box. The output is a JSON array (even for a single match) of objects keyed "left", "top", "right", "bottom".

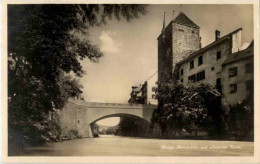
[{"left": 58, "top": 99, "right": 156, "bottom": 137}]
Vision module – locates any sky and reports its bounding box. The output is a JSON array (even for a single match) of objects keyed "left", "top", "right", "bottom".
[
  {"left": 78, "top": 4, "right": 253, "bottom": 126},
  {"left": 79, "top": 4, "right": 253, "bottom": 105}
]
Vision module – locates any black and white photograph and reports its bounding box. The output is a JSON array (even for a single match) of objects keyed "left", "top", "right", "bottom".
[{"left": 1, "top": 0, "right": 260, "bottom": 163}]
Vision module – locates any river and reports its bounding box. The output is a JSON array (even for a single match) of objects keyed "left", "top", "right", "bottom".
[{"left": 11, "top": 135, "right": 253, "bottom": 156}]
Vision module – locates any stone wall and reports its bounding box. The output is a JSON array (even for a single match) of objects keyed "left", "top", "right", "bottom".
[
  {"left": 172, "top": 23, "right": 200, "bottom": 69},
  {"left": 58, "top": 100, "right": 155, "bottom": 138},
  {"left": 58, "top": 101, "right": 78, "bottom": 137},
  {"left": 158, "top": 22, "right": 173, "bottom": 82},
  {"left": 158, "top": 21, "right": 200, "bottom": 84},
  {"left": 143, "top": 105, "right": 157, "bottom": 122}
]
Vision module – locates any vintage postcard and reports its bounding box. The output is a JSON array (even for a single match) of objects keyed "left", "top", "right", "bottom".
[{"left": 1, "top": 0, "right": 260, "bottom": 163}]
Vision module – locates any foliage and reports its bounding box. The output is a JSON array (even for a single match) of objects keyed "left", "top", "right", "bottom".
[
  {"left": 8, "top": 4, "right": 147, "bottom": 146},
  {"left": 8, "top": 110, "right": 62, "bottom": 146},
  {"left": 116, "top": 117, "right": 147, "bottom": 136},
  {"left": 152, "top": 78, "right": 223, "bottom": 137},
  {"left": 224, "top": 95, "right": 254, "bottom": 140},
  {"left": 106, "top": 126, "right": 117, "bottom": 134},
  {"left": 61, "top": 129, "right": 80, "bottom": 140}
]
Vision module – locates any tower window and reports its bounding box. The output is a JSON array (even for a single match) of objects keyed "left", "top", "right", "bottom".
[
  {"left": 198, "top": 56, "right": 203, "bottom": 66},
  {"left": 190, "top": 60, "right": 194, "bottom": 69},
  {"left": 178, "top": 29, "right": 184, "bottom": 32},
  {"left": 217, "top": 51, "right": 221, "bottom": 60},
  {"left": 192, "top": 31, "right": 195, "bottom": 34}
]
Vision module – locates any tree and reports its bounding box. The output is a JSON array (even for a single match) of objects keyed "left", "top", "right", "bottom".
[
  {"left": 8, "top": 4, "right": 147, "bottom": 145},
  {"left": 224, "top": 95, "right": 254, "bottom": 141},
  {"left": 117, "top": 117, "right": 147, "bottom": 136},
  {"left": 152, "top": 77, "right": 223, "bottom": 138}
]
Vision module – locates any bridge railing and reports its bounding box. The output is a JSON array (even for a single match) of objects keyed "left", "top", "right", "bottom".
[{"left": 68, "top": 98, "right": 157, "bottom": 109}]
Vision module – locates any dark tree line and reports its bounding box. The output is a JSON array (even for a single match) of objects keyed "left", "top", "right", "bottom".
[
  {"left": 8, "top": 4, "right": 147, "bottom": 146},
  {"left": 151, "top": 76, "right": 253, "bottom": 140},
  {"left": 152, "top": 81, "right": 223, "bottom": 138},
  {"left": 116, "top": 117, "right": 148, "bottom": 137}
]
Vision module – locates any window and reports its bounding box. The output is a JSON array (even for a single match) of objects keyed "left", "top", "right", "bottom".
[
  {"left": 152, "top": 87, "right": 157, "bottom": 92},
  {"left": 188, "top": 74, "right": 196, "bottom": 83},
  {"left": 216, "top": 78, "right": 222, "bottom": 93},
  {"left": 211, "top": 67, "right": 215, "bottom": 71},
  {"left": 190, "top": 60, "right": 194, "bottom": 69},
  {"left": 192, "top": 31, "right": 195, "bottom": 34},
  {"left": 181, "top": 79, "right": 183, "bottom": 83},
  {"left": 180, "top": 69, "right": 184, "bottom": 75},
  {"left": 198, "top": 56, "right": 203, "bottom": 66},
  {"left": 152, "top": 94, "right": 157, "bottom": 99},
  {"left": 245, "top": 62, "right": 253, "bottom": 73},
  {"left": 246, "top": 80, "right": 253, "bottom": 91},
  {"left": 196, "top": 71, "right": 205, "bottom": 81},
  {"left": 229, "top": 84, "right": 237, "bottom": 93},
  {"left": 178, "top": 29, "right": 184, "bottom": 32},
  {"left": 216, "top": 51, "right": 221, "bottom": 60},
  {"left": 229, "top": 67, "right": 238, "bottom": 78}
]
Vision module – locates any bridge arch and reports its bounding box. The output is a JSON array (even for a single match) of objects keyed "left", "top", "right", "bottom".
[
  {"left": 90, "top": 113, "right": 151, "bottom": 137},
  {"left": 58, "top": 99, "right": 156, "bottom": 137},
  {"left": 90, "top": 113, "right": 151, "bottom": 125}
]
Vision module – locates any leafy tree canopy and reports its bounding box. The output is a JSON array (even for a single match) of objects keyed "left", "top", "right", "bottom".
[
  {"left": 8, "top": 4, "right": 147, "bottom": 145},
  {"left": 153, "top": 78, "right": 222, "bottom": 136}
]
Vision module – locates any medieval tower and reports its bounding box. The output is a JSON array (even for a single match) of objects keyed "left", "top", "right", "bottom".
[{"left": 158, "top": 12, "right": 201, "bottom": 83}]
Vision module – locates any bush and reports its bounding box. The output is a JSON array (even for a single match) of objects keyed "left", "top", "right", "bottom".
[
  {"left": 152, "top": 82, "right": 223, "bottom": 138},
  {"left": 224, "top": 96, "right": 254, "bottom": 141}
]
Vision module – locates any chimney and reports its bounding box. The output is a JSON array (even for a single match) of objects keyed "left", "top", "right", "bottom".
[
  {"left": 199, "top": 37, "right": 202, "bottom": 49},
  {"left": 215, "top": 30, "right": 220, "bottom": 41}
]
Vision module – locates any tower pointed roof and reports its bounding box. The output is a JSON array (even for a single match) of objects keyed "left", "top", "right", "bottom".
[
  {"left": 172, "top": 12, "right": 199, "bottom": 29},
  {"left": 161, "top": 12, "right": 166, "bottom": 32}
]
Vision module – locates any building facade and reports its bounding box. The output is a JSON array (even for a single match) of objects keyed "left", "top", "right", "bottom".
[
  {"left": 128, "top": 72, "right": 158, "bottom": 105},
  {"left": 141, "top": 72, "right": 158, "bottom": 105},
  {"left": 221, "top": 41, "right": 254, "bottom": 104},
  {"left": 176, "top": 28, "right": 242, "bottom": 90},
  {"left": 158, "top": 11, "right": 253, "bottom": 105}
]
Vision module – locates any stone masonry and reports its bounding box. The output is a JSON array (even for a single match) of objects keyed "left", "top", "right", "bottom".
[{"left": 58, "top": 99, "right": 156, "bottom": 137}]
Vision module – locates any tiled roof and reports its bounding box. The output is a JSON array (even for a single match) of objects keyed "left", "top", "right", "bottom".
[
  {"left": 223, "top": 40, "right": 254, "bottom": 66},
  {"left": 172, "top": 12, "right": 199, "bottom": 29},
  {"left": 176, "top": 28, "right": 243, "bottom": 65}
]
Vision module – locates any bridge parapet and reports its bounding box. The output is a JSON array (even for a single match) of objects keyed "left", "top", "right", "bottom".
[{"left": 68, "top": 99, "right": 157, "bottom": 109}]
